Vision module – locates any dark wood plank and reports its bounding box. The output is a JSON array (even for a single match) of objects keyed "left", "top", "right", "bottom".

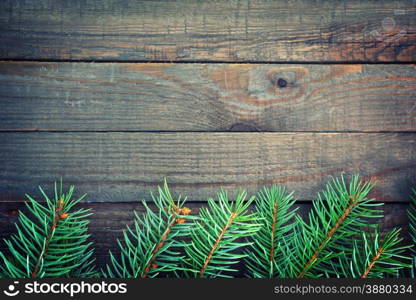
[
  {"left": 0, "top": 0, "right": 415, "bottom": 62},
  {"left": 0, "top": 201, "right": 411, "bottom": 274},
  {"left": 0, "top": 132, "right": 415, "bottom": 202},
  {"left": 1, "top": 62, "right": 415, "bottom": 132}
]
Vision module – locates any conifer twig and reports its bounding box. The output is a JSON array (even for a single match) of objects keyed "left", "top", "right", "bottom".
[
  {"left": 0, "top": 182, "right": 96, "bottom": 278},
  {"left": 184, "top": 189, "right": 260, "bottom": 278}
]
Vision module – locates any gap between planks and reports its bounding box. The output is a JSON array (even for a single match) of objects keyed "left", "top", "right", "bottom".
[{"left": 1, "top": 59, "right": 416, "bottom": 65}]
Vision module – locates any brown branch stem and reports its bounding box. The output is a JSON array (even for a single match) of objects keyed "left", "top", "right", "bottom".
[
  {"left": 31, "top": 200, "right": 64, "bottom": 278},
  {"left": 297, "top": 195, "right": 357, "bottom": 278},
  {"left": 141, "top": 215, "right": 177, "bottom": 278},
  {"left": 269, "top": 202, "right": 279, "bottom": 262},
  {"left": 198, "top": 212, "right": 238, "bottom": 278},
  {"left": 361, "top": 247, "right": 384, "bottom": 278}
]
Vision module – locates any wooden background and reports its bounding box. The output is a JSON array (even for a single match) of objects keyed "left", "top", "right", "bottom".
[{"left": 0, "top": 0, "right": 415, "bottom": 273}]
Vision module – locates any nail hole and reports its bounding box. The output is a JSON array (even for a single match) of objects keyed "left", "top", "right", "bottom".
[{"left": 277, "top": 78, "right": 287, "bottom": 88}]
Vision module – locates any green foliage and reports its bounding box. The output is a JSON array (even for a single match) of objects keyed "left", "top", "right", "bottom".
[
  {"left": 245, "top": 185, "right": 297, "bottom": 278},
  {"left": 0, "top": 182, "right": 96, "bottom": 278},
  {"left": 0, "top": 176, "right": 413, "bottom": 279},
  {"left": 332, "top": 228, "right": 411, "bottom": 278},
  {"left": 281, "top": 175, "right": 384, "bottom": 278},
  {"left": 183, "top": 190, "right": 261, "bottom": 278},
  {"left": 409, "top": 189, "right": 416, "bottom": 277},
  {"left": 104, "top": 180, "right": 192, "bottom": 278}
]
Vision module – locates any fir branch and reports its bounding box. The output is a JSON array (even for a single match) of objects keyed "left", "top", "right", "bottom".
[
  {"left": 297, "top": 195, "right": 357, "bottom": 278},
  {"left": 409, "top": 189, "right": 416, "bottom": 277},
  {"left": 245, "top": 185, "right": 297, "bottom": 278},
  {"left": 199, "top": 211, "right": 238, "bottom": 277},
  {"left": 0, "top": 182, "right": 96, "bottom": 278},
  {"left": 31, "top": 195, "right": 65, "bottom": 278},
  {"left": 332, "top": 228, "right": 411, "bottom": 278},
  {"left": 1, "top": 176, "right": 412, "bottom": 279},
  {"left": 104, "top": 180, "right": 192, "bottom": 278},
  {"left": 184, "top": 189, "right": 261, "bottom": 278},
  {"left": 283, "top": 175, "right": 383, "bottom": 278}
]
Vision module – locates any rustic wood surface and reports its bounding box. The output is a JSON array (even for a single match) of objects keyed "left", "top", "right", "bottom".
[
  {"left": 0, "top": 0, "right": 415, "bottom": 62},
  {"left": 0, "top": 132, "right": 415, "bottom": 203},
  {"left": 0, "top": 0, "right": 415, "bottom": 275},
  {"left": 0, "top": 62, "right": 415, "bottom": 132},
  {"left": 0, "top": 201, "right": 410, "bottom": 274}
]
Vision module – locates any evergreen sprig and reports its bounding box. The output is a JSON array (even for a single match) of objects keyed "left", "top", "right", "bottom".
[
  {"left": 332, "top": 228, "right": 411, "bottom": 278},
  {"left": 104, "top": 180, "right": 192, "bottom": 278},
  {"left": 0, "top": 176, "right": 413, "bottom": 279},
  {"left": 282, "top": 175, "right": 384, "bottom": 278},
  {"left": 184, "top": 189, "right": 261, "bottom": 278},
  {"left": 409, "top": 189, "right": 416, "bottom": 277},
  {"left": 245, "top": 185, "right": 297, "bottom": 278},
  {"left": 0, "top": 182, "right": 96, "bottom": 278}
]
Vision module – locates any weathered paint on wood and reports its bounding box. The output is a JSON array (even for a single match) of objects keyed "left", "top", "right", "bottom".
[
  {"left": 0, "top": 0, "right": 415, "bottom": 62},
  {"left": 0, "top": 201, "right": 411, "bottom": 272},
  {"left": 0, "top": 132, "right": 415, "bottom": 202},
  {"left": 0, "top": 62, "right": 415, "bottom": 132}
]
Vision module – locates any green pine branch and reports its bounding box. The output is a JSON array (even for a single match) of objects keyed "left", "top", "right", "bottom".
[
  {"left": 0, "top": 182, "right": 96, "bottom": 278},
  {"left": 104, "top": 180, "right": 192, "bottom": 278},
  {"left": 332, "top": 228, "right": 411, "bottom": 278},
  {"left": 282, "top": 175, "right": 384, "bottom": 278},
  {"left": 183, "top": 189, "right": 261, "bottom": 278},
  {"left": 245, "top": 185, "right": 297, "bottom": 278},
  {"left": 0, "top": 176, "right": 413, "bottom": 279},
  {"left": 409, "top": 189, "right": 416, "bottom": 277}
]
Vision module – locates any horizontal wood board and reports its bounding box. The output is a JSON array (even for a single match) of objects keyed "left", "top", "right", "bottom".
[
  {"left": 0, "top": 62, "right": 415, "bottom": 132},
  {"left": 0, "top": 0, "right": 415, "bottom": 62},
  {"left": 0, "top": 132, "right": 415, "bottom": 202}
]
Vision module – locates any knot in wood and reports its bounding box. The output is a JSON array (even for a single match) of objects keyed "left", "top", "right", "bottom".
[{"left": 277, "top": 78, "right": 287, "bottom": 88}]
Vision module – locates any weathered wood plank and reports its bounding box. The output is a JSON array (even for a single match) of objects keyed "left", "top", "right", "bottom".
[
  {"left": 0, "top": 201, "right": 411, "bottom": 273},
  {"left": 0, "top": 132, "right": 415, "bottom": 202},
  {"left": 1, "top": 62, "right": 415, "bottom": 132},
  {"left": 0, "top": 0, "right": 415, "bottom": 62}
]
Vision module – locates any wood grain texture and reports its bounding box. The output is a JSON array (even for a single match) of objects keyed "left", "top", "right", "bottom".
[
  {"left": 1, "top": 62, "right": 415, "bottom": 132},
  {"left": 0, "top": 0, "right": 415, "bottom": 62},
  {"left": 0, "top": 201, "right": 411, "bottom": 273},
  {"left": 0, "top": 132, "right": 415, "bottom": 202}
]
